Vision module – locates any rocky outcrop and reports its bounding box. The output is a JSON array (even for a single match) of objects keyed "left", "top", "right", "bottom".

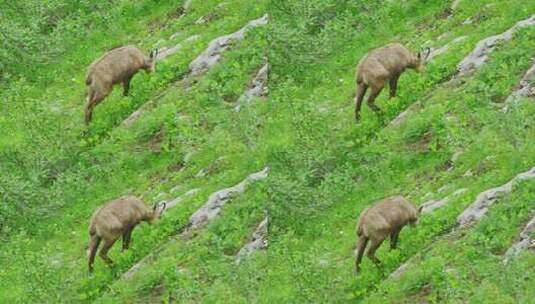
[
  {"left": 164, "top": 188, "right": 200, "bottom": 209},
  {"left": 457, "top": 167, "right": 535, "bottom": 227},
  {"left": 235, "top": 63, "right": 268, "bottom": 112},
  {"left": 420, "top": 188, "right": 467, "bottom": 214},
  {"left": 391, "top": 14, "right": 535, "bottom": 128},
  {"left": 450, "top": 0, "right": 461, "bottom": 11},
  {"left": 426, "top": 36, "right": 467, "bottom": 62},
  {"left": 123, "top": 167, "right": 269, "bottom": 280},
  {"left": 502, "top": 61, "right": 535, "bottom": 111},
  {"left": 388, "top": 101, "right": 423, "bottom": 128},
  {"left": 156, "top": 35, "right": 200, "bottom": 61},
  {"left": 457, "top": 14, "right": 535, "bottom": 76},
  {"left": 235, "top": 216, "right": 268, "bottom": 263},
  {"left": 390, "top": 167, "right": 535, "bottom": 280},
  {"left": 122, "top": 15, "right": 267, "bottom": 127},
  {"left": 503, "top": 214, "right": 535, "bottom": 263},
  {"left": 189, "top": 15, "right": 268, "bottom": 76},
  {"left": 189, "top": 167, "right": 269, "bottom": 229}
]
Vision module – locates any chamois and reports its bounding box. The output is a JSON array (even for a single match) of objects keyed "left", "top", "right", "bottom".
[
  {"left": 84, "top": 45, "right": 158, "bottom": 124},
  {"left": 354, "top": 43, "right": 430, "bottom": 121},
  {"left": 354, "top": 196, "right": 422, "bottom": 273},
  {"left": 87, "top": 196, "right": 166, "bottom": 272}
]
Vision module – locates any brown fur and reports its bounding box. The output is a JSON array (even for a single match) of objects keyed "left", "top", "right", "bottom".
[
  {"left": 84, "top": 45, "right": 158, "bottom": 124},
  {"left": 354, "top": 195, "right": 422, "bottom": 273},
  {"left": 354, "top": 43, "right": 430, "bottom": 121},
  {"left": 87, "top": 196, "right": 165, "bottom": 272}
]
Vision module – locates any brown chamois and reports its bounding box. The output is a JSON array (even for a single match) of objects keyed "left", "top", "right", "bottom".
[
  {"left": 354, "top": 196, "right": 422, "bottom": 273},
  {"left": 354, "top": 43, "right": 430, "bottom": 121},
  {"left": 84, "top": 45, "right": 158, "bottom": 124},
  {"left": 87, "top": 196, "right": 166, "bottom": 272}
]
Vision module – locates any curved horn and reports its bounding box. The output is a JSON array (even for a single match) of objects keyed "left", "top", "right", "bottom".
[{"left": 424, "top": 47, "right": 431, "bottom": 59}]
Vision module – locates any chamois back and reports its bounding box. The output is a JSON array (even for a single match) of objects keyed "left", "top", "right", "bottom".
[
  {"left": 87, "top": 196, "right": 165, "bottom": 272},
  {"left": 354, "top": 195, "right": 421, "bottom": 273},
  {"left": 84, "top": 45, "right": 158, "bottom": 124},
  {"left": 354, "top": 43, "right": 429, "bottom": 121}
]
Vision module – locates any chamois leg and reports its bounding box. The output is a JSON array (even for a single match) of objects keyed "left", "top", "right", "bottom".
[
  {"left": 99, "top": 237, "right": 118, "bottom": 266},
  {"left": 390, "top": 228, "right": 400, "bottom": 250},
  {"left": 84, "top": 89, "right": 96, "bottom": 125},
  {"left": 366, "top": 85, "right": 384, "bottom": 114},
  {"left": 355, "top": 82, "right": 368, "bottom": 121},
  {"left": 122, "top": 76, "right": 133, "bottom": 97},
  {"left": 367, "top": 236, "right": 385, "bottom": 266},
  {"left": 85, "top": 92, "right": 105, "bottom": 125},
  {"left": 88, "top": 234, "right": 102, "bottom": 273},
  {"left": 355, "top": 236, "right": 369, "bottom": 273},
  {"left": 122, "top": 227, "right": 133, "bottom": 252},
  {"left": 389, "top": 75, "right": 400, "bottom": 98}
]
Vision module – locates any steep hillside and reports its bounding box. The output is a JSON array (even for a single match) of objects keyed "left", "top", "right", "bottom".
[
  {"left": 267, "top": 0, "right": 535, "bottom": 302},
  {"left": 1, "top": 0, "right": 268, "bottom": 302},
  {"left": 2, "top": 0, "right": 535, "bottom": 303}
]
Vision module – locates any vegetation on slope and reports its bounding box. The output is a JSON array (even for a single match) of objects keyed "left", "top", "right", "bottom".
[
  {"left": 1, "top": 0, "right": 267, "bottom": 302},
  {"left": 267, "top": 0, "right": 535, "bottom": 302},
  {"left": 2, "top": 0, "right": 535, "bottom": 302}
]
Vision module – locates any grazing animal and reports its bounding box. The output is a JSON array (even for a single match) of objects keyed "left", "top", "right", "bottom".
[
  {"left": 87, "top": 196, "right": 166, "bottom": 272},
  {"left": 354, "top": 43, "right": 430, "bottom": 121},
  {"left": 354, "top": 196, "right": 422, "bottom": 273},
  {"left": 84, "top": 46, "right": 158, "bottom": 124}
]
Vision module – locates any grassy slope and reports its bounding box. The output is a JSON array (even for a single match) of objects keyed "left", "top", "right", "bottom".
[
  {"left": 0, "top": 0, "right": 267, "bottom": 302},
  {"left": 2, "top": 0, "right": 535, "bottom": 302},
  {"left": 267, "top": 0, "right": 535, "bottom": 302}
]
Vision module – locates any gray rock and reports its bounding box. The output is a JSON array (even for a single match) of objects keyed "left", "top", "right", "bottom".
[
  {"left": 457, "top": 167, "right": 535, "bottom": 227},
  {"left": 462, "top": 17, "right": 473, "bottom": 25},
  {"left": 389, "top": 101, "right": 422, "bottom": 128},
  {"left": 426, "top": 36, "right": 467, "bottom": 62},
  {"left": 156, "top": 35, "right": 200, "bottom": 61},
  {"left": 189, "top": 167, "right": 269, "bottom": 229},
  {"left": 189, "top": 15, "right": 268, "bottom": 76},
  {"left": 503, "top": 61, "right": 535, "bottom": 111},
  {"left": 122, "top": 15, "right": 266, "bottom": 127},
  {"left": 503, "top": 214, "right": 535, "bottom": 263},
  {"left": 451, "top": 150, "right": 464, "bottom": 163},
  {"left": 122, "top": 168, "right": 267, "bottom": 280},
  {"left": 458, "top": 14, "right": 535, "bottom": 76},
  {"left": 235, "top": 216, "right": 268, "bottom": 263},
  {"left": 438, "top": 185, "right": 450, "bottom": 193},
  {"left": 420, "top": 188, "right": 467, "bottom": 214},
  {"left": 183, "top": 0, "right": 193, "bottom": 11},
  {"left": 235, "top": 63, "right": 268, "bottom": 111},
  {"left": 450, "top": 0, "right": 462, "bottom": 11},
  {"left": 164, "top": 187, "right": 200, "bottom": 209}
]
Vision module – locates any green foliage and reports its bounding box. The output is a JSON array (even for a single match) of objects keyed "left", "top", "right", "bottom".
[{"left": 2, "top": 0, "right": 535, "bottom": 302}]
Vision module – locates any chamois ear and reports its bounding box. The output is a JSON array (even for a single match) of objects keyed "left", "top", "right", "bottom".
[
  {"left": 161, "top": 202, "right": 166, "bottom": 212},
  {"left": 417, "top": 204, "right": 424, "bottom": 214},
  {"left": 152, "top": 202, "right": 158, "bottom": 211},
  {"left": 417, "top": 52, "right": 422, "bottom": 59}
]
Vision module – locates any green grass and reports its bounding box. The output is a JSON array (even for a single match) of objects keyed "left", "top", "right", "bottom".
[
  {"left": 2, "top": 0, "right": 535, "bottom": 302},
  {"left": 265, "top": 0, "right": 535, "bottom": 302},
  {"left": 1, "top": 0, "right": 267, "bottom": 302}
]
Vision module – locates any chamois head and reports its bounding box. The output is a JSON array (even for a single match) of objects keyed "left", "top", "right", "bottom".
[
  {"left": 145, "top": 49, "right": 159, "bottom": 74},
  {"left": 408, "top": 205, "right": 424, "bottom": 227},
  {"left": 412, "top": 47, "right": 431, "bottom": 73},
  {"left": 148, "top": 201, "right": 166, "bottom": 224}
]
